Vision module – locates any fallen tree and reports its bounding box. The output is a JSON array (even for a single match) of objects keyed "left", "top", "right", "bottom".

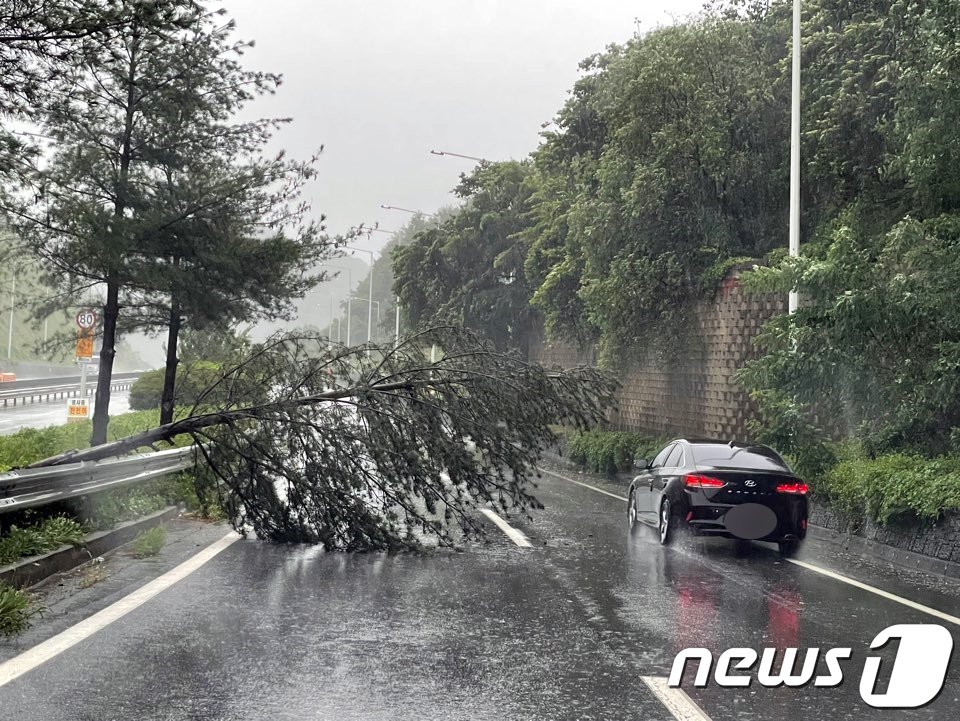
[{"left": 32, "top": 328, "right": 614, "bottom": 551}]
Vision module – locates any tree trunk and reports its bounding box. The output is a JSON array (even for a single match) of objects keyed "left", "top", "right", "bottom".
[
  {"left": 90, "top": 278, "right": 119, "bottom": 445},
  {"left": 91, "top": 31, "right": 139, "bottom": 446},
  {"left": 160, "top": 293, "right": 181, "bottom": 425}
]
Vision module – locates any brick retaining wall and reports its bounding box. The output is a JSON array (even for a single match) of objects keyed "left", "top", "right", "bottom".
[{"left": 530, "top": 266, "right": 785, "bottom": 440}]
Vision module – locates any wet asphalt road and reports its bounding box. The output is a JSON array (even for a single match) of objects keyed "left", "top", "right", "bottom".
[
  {"left": 0, "top": 391, "right": 130, "bottom": 435},
  {"left": 1, "top": 466, "right": 959, "bottom": 720}
]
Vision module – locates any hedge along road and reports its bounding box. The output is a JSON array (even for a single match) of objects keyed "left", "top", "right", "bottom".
[{"left": 0, "top": 466, "right": 958, "bottom": 720}]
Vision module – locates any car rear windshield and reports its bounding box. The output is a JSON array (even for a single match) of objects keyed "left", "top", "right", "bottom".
[{"left": 691, "top": 444, "right": 790, "bottom": 471}]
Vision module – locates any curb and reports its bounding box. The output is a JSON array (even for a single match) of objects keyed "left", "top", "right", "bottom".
[
  {"left": 539, "top": 451, "right": 960, "bottom": 581},
  {"left": 0, "top": 506, "right": 180, "bottom": 589},
  {"left": 805, "top": 523, "right": 960, "bottom": 580}
]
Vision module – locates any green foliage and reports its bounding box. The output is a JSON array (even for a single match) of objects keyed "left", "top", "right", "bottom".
[
  {"left": 128, "top": 361, "right": 228, "bottom": 412},
  {"left": 183, "top": 328, "right": 614, "bottom": 550},
  {"left": 818, "top": 452, "right": 960, "bottom": 524},
  {"left": 86, "top": 478, "right": 183, "bottom": 531},
  {"left": 0, "top": 516, "right": 86, "bottom": 565},
  {"left": 127, "top": 370, "right": 164, "bottom": 411},
  {"left": 0, "top": 409, "right": 192, "bottom": 472},
  {"left": 131, "top": 525, "right": 166, "bottom": 558},
  {"left": 394, "top": 162, "right": 538, "bottom": 353},
  {"left": 1, "top": 1, "right": 332, "bottom": 445},
  {"left": 178, "top": 327, "right": 252, "bottom": 365},
  {"left": 567, "top": 430, "right": 661, "bottom": 475},
  {"left": 0, "top": 584, "right": 40, "bottom": 637},
  {"left": 741, "top": 389, "right": 838, "bottom": 480},
  {"left": 740, "top": 212, "right": 960, "bottom": 458}
]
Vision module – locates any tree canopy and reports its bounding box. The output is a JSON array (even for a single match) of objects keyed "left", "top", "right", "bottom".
[
  {"left": 1, "top": 1, "right": 332, "bottom": 437},
  {"left": 390, "top": 0, "right": 960, "bottom": 464}
]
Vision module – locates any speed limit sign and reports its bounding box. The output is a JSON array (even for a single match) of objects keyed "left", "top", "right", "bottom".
[{"left": 76, "top": 310, "right": 97, "bottom": 329}]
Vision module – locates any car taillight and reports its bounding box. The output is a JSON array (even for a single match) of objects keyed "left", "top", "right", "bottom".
[
  {"left": 684, "top": 474, "right": 727, "bottom": 489},
  {"left": 776, "top": 482, "right": 809, "bottom": 495}
]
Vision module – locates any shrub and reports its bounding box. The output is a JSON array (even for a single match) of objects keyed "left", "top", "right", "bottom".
[
  {"left": 567, "top": 430, "right": 661, "bottom": 475},
  {"left": 127, "top": 369, "right": 165, "bottom": 411},
  {"left": 132, "top": 525, "right": 166, "bottom": 558},
  {"left": 128, "top": 361, "right": 228, "bottom": 412},
  {"left": 0, "top": 585, "right": 41, "bottom": 636},
  {"left": 818, "top": 452, "right": 960, "bottom": 524},
  {"left": 0, "top": 516, "right": 86, "bottom": 565}
]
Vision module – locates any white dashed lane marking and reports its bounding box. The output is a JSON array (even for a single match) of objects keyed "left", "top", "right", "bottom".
[{"left": 480, "top": 508, "right": 532, "bottom": 547}]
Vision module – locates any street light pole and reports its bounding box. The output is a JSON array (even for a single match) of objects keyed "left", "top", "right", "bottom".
[
  {"left": 344, "top": 245, "right": 376, "bottom": 349},
  {"left": 350, "top": 298, "right": 381, "bottom": 342},
  {"left": 381, "top": 204, "right": 442, "bottom": 348},
  {"left": 429, "top": 149, "right": 488, "bottom": 163},
  {"left": 6, "top": 275, "right": 14, "bottom": 360},
  {"left": 788, "top": 0, "right": 801, "bottom": 314}
]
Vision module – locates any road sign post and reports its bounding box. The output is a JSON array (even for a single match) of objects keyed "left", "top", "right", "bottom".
[{"left": 71, "top": 309, "right": 97, "bottom": 423}]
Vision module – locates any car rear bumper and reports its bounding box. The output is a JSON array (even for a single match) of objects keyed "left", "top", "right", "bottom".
[{"left": 681, "top": 497, "right": 807, "bottom": 541}]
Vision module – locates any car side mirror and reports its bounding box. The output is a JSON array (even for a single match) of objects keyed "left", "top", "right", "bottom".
[{"left": 633, "top": 458, "right": 650, "bottom": 470}]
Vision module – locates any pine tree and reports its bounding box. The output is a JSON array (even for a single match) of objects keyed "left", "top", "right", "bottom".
[{"left": 2, "top": 1, "right": 332, "bottom": 439}]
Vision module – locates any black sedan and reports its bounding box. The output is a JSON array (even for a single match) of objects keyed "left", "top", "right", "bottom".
[{"left": 626, "top": 439, "right": 808, "bottom": 556}]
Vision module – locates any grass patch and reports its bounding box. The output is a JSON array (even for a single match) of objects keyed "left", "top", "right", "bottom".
[
  {"left": 86, "top": 478, "right": 182, "bottom": 531},
  {"left": 0, "top": 408, "right": 194, "bottom": 473},
  {"left": 0, "top": 584, "right": 41, "bottom": 636},
  {"left": 78, "top": 565, "right": 108, "bottom": 589},
  {"left": 132, "top": 525, "right": 166, "bottom": 558},
  {"left": 0, "top": 516, "right": 86, "bottom": 566}
]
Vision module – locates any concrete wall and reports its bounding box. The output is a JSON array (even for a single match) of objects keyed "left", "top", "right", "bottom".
[{"left": 530, "top": 266, "right": 786, "bottom": 440}]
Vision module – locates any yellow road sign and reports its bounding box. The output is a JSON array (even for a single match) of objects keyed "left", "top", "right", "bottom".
[{"left": 76, "top": 328, "right": 94, "bottom": 360}]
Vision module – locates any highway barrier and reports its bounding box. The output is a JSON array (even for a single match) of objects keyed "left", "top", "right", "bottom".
[
  {"left": 0, "top": 445, "right": 197, "bottom": 514},
  {"left": 0, "top": 373, "right": 139, "bottom": 408}
]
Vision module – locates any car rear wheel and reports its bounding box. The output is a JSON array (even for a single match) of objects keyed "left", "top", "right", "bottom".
[
  {"left": 659, "top": 499, "right": 674, "bottom": 546},
  {"left": 778, "top": 539, "right": 801, "bottom": 557},
  {"left": 627, "top": 492, "right": 639, "bottom": 534}
]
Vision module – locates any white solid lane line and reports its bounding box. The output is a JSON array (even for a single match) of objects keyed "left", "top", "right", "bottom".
[
  {"left": 540, "top": 469, "right": 628, "bottom": 502},
  {"left": 786, "top": 558, "right": 960, "bottom": 626},
  {"left": 543, "top": 466, "right": 960, "bottom": 627},
  {"left": 480, "top": 508, "right": 532, "bottom": 548},
  {"left": 0, "top": 531, "right": 239, "bottom": 688},
  {"left": 641, "top": 676, "right": 712, "bottom": 721}
]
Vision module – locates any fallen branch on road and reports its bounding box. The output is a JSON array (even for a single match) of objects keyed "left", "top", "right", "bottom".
[{"left": 30, "top": 328, "right": 615, "bottom": 551}]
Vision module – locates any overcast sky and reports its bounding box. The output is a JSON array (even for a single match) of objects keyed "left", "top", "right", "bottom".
[
  {"left": 125, "top": 1, "right": 713, "bottom": 363},
  {"left": 226, "top": 0, "right": 708, "bottom": 259}
]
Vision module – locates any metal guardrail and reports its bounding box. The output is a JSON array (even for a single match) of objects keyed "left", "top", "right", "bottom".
[
  {"left": 0, "top": 446, "right": 197, "bottom": 514},
  {"left": 0, "top": 374, "right": 139, "bottom": 408}
]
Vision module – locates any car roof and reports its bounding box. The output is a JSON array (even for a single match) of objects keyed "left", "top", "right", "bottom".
[{"left": 668, "top": 438, "right": 780, "bottom": 455}]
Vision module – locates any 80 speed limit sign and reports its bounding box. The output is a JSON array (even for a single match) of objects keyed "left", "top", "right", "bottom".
[{"left": 76, "top": 310, "right": 97, "bottom": 329}]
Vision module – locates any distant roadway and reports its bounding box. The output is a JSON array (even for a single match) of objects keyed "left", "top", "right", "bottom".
[{"left": 0, "top": 389, "right": 132, "bottom": 435}]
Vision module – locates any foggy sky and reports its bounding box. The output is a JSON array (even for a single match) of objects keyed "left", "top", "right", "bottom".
[
  {"left": 226, "top": 0, "right": 707, "bottom": 256},
  {"left": 129, "top": 0, "right": 709, "bottom": 364}
]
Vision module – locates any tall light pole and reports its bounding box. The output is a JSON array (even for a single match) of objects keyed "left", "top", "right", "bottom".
[
  {"left": 788, "top": 0, "right": 801, "bottom": 314},
  {"left": 344, "top": 245, "right": 376, "bottom": 349},
  {"left": 6, "top": 275, "right": 14, "bottom": 360},
  {"left": 381, "top": 206, "right": 417, "bottom": 346},
  {"left": 331, "top": 266, "right": 352, "bottom": 345},
  {"left": 381, "top": 204, "right": 442, "bottom": 349},
  {"left": 380, "top": 205, "right": 426, "bottom": 217},
  {"left": 350, "top": 298, "right": 381, "bottom": 341}
]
